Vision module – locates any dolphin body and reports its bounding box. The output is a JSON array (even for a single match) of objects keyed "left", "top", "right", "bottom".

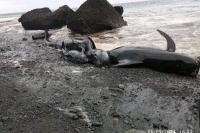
[
  {"left": 47, "top": 30, "right": 199, "bottom": 76},
  {"left": 108, "top": 46, "right": 199, "bottom": 76},
  {"left": 89, "top": 30, "right": 200, "bottom": 77}
]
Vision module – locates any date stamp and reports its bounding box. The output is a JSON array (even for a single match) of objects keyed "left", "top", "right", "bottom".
[{"left": 147, "top": 129, "right": 193, "bottom": 133}]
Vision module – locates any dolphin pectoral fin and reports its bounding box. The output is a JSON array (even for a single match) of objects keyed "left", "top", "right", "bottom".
[
  {"left": 113, "top": 59, "right": 143, "bottom": 67},
  {"left": 157, "top": 29, "right": 176, "bottom": 52}
]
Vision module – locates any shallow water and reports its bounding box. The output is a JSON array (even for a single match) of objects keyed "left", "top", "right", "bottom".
[{"left": 91, "top": 0, "right": 200, "bottom": 58}]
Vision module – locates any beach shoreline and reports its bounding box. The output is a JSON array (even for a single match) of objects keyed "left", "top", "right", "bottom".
[
  {"left": 0, "top": 0, "right": 200, "bottom": 132},
  {"left": 0, "top": 19, "right": 199, "bottom": 132}
]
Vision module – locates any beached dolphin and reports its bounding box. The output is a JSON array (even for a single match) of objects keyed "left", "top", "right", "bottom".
[
  {"left": 62, "top": 36, "right": 96, "bottom": 53},
  {"left": 88, "top": 30, "right": 200, "bottom": 76}
]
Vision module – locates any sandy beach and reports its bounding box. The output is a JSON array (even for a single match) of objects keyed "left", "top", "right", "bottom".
[{"left": 0, "top": 0, "right": 200, "bottom": 132}]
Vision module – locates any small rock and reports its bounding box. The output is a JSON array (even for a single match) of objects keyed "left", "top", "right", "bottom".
[
  {"left": 9, "top": 127, "right": 12, "bottom": 131},
  {"left": 65, "top": 76, "right": 71, "bottom": 80},
  {"left": 160, "top": 125, "right": 168, "bottom": 130},
  {"left": 64, "top": 112, "right": 79, "bottom": 120},
  {"left": 70, "top": 101, "right": 75, "bottom": 105},
  {"left": 68, "top": 92, "right": 73, "bottom": 95},
  {"left": 118, "top": 84, "right": 125, "bottom": 89},
  {"left": 153, "top": 123, "right": 159, "bottom": 129},
  {"left": 75, "top": 128, "right": 80, "bottom": 132},
  {"left": 144, "top": 117, "right": 150, "bottom": 122},
  {"left": 111, "top": 93, "right": 117, "bottom": 97},
  {"left": 22, "top": 89, "right": 28, "bottom": 93},
  {"left": 13, "top": 88, "right": 20, "bottom": 92},
  {"left": 182, "top": 96, "right": 185, "bottom": 100},
  {"left": 13, "top": 61, "right": 22, "bottom": 69},
  {"left": 124, "top": 120, "right": 129, "bottom": 124},
  {"left": 173, "top": 90, "right": 179, "bottom": 94},
  {"left": 112, "top": 112, "right": 121, "bottom": 118},
  {"left": 69, "top": 108, "right": 79, "bottom": 113},
  {"left": 92, "top": 122, "right": 103, "bottom": 127},
  {"left": 113, "top": 117, "right": 119, "bottom": 126},
  {"left": 2, "top": 116, "right": 9, "bottom": 121},
  {"left": 36, "top": 104, "right": 41, "bottom": 108},
  {"left": 42, "top": 83, "right": 47, "bottom": 88},
  {"left": 101, "top": 95, "right": 109, "bottom": 99},
  {"left": 90, "top": 76, "right": 96, "bottom": 79},
  {"left": 110, "top": 88, "right": 124, "bottom": 93},
  {"left": 0, "top": 48, "right": 5, "bottom": 52},
  {"left": 22, "top": 37, "right": 28, "bottom": 41}
]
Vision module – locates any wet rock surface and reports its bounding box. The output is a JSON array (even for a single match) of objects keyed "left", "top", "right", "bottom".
[
  {"left": 19, "top": 5, "right": 74, "bottom": 30},
  {"left": 18, "top": 7, "right": 52, "bottom": 30},
  {"left": 67, "top": 0, "right": 127, "bottom": 34},
  {"left": 1, "top": 10, "right": 200, "bottom": 133},
  {"left": 114, "top": 6, "right": 124, "bottom": 16}
]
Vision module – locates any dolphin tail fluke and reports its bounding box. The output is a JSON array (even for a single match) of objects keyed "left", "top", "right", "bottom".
[{"left": 157, "top": 29, "right": 176, "bottom": 52}]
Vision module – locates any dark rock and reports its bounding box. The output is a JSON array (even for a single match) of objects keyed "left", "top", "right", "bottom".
[
  {"left": 114, "top": 6, "right": 124, "bottom": 16},
  {"left": 144, "top": 117, "right": 150, "bottom": 122},
  {"left": 32, "top": 33, "right": 46, "bottom": 40},
  {"left": 50, "top": 5, "right": 75, "bottom": 29},
  {"left": 67, "top": 0, "right": 127, "bottom": 34},
  {"left": 13, "top": 88, "right": 20, "bottom": 92},
  {"left": 118, "top": 84, "right": 125, "bottom": 89},
  {"left": 1, "top": 116, "right": 9, "bottom": 121},
  {"left": 19, "top": 5, "right": 74, "bottom": 30},
  {"left": 22, "top": 37, "right": 28, "bottom": 41},
  {"left": 64, "top": 76, "right": 71, "bottom": 80},
  {"left": 19, "top": 7, "right": 52, "bottom": 30},
  {"left": 91, "top": 122, "right": 103, "bottom": 127}
]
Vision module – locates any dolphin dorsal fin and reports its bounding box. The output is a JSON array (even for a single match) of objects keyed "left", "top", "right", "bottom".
[
  {"left": 87, "top": 36, "right": 96, "bottom": 49},
  {"left": 157, "top": 29, "right": 176, "bottom": 52}
]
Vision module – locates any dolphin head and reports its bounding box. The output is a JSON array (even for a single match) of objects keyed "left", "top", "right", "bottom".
[{"left": 87, "top": 49, "right": 110, "bottom": 66}]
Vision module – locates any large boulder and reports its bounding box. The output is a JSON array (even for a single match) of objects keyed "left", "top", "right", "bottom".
[
  {"left": 49, "top": 5, "right": 74, "bottom": 29},
  {"left": 18, "top": 8, "right": 52, "bottom": 30},
  {"left": 19, "top": 5, "right": 74, "bottom": 30},
  {"left": 67, "top": 0, "right": 127, "bottom": 34},
  {"left": 114, "top": 6, "right": 124, "bottom": 16}
]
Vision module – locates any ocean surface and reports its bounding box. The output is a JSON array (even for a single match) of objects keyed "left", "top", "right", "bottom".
[{"left": 0, "top": 0, "right": 200, "bottom": 57}]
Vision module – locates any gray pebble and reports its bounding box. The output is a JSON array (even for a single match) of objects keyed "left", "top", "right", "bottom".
[
  {"left": 2, "top": 116, "right": 9, "bottom": 121},
  {"left": 118, "top": 84, "right": 125, "bottom": 89},
  {"left": 92, "top": 122, "right": 103, "bottom": 127}
]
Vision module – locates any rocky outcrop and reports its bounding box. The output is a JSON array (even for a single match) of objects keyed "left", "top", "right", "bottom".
[
  {"left": 19, "top": 5, "right": 74, "bottom": 30},
  {"left": 19, "top": 0, "right": 126, "bottom": 34},
  {"left": 67, "top": 0, "right": 127, "bottom": 34},
  {"left": 49, "top": 5, "right": 74, "bottom": 29},
  {"left": 114, "top": 6, "right": 124, "bottom": 16},
  {"left": 18, "top": 8, "right": 52, "bottom": 30}
]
